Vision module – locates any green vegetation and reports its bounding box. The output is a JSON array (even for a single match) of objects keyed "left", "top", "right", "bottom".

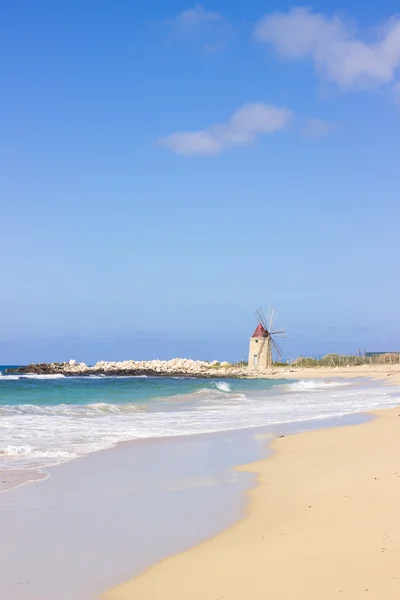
[{"left": 291, "top": 353, "right": 400, "bottom": 367}]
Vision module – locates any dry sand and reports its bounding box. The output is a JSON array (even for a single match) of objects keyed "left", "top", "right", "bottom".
[
  {"left": 265, "top": 363, "right": 400, "bottom": 383},
  {"left": 103, "top": 368, "right": 400, "bottom": 600}
]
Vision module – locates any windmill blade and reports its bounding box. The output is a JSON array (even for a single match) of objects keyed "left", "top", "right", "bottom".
[
  {"left": 254, "top": 310, "right": 265, "bottom": 329},
  {"left": 254, "top": 308, "right": 262, "bottom": 323},
  {"left": 271, "top": 337, "right": 283, "bottom": 360},
  {"left": 258, "top": 308, "right": 267, "bottom": 330},
  {"left": 254, "top": 309, "right": 262, "bottom": 325},
  {"left": 271, "top": 335, "right": 283, "bottom": 356},
  {"left": 260, "top": 307, "right": 269, "bottom": 330},
  {"left": 267, "top": 308, "right": 273, "bottom": 331},
  {"left": 271, "top": 329, "right": 286, "bottom": 338},
  {"left": 254, "top": 307, "right": 284, "bottom": 338},
  {"left": 268, "top": 308, "right": 277, "bottom": 332},
  {"left": 257, "top": 308, "right": 269, "bottom": 332}
]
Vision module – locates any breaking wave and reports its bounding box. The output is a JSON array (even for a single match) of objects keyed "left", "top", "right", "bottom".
[
  {"left": 287, "top": 380, "right": 351, "bottom": 391},
  {"left": 0, "top": 375, "right": 398, "bottom": 476},
  {"left": 0, "top": 445, "right": 73, "bottom": 460},
  {"left": 214, "top": 381, "right": 232, "bottom": 393},
  {"left": 0, "top": 373, "right": 66, "bottom": 380}
]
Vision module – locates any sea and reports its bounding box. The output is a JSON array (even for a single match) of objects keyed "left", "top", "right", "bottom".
[
  {"left": 1, "top": 365, "right": 399, "bottom": 484},
  {"left": 1, "top": 366, "right": 400, "bottom": 599}
]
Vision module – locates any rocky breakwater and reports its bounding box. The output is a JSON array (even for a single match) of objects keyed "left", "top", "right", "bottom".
[{"left": 8, "top": 358, "right": 248, "bottom": 378}]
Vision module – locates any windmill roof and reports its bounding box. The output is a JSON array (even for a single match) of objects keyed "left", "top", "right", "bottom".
[{"left": 252, "top": 323, "right": 268, "bottom": 338}]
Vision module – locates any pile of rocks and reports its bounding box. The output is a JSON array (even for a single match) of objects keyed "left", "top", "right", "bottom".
[{"left": 9, "top": 358, "right": 247, "bottom": 378}]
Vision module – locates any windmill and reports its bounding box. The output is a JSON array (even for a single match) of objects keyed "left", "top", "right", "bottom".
[{"left": 248, "top": 308, "right": 286, "bottom": 369}]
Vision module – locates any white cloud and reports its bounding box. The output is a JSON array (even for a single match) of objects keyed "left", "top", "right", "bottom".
[
  {"left": 157, "top": 4, "right": 230, "bottom": 52},
  {"left": 158, "top": 103, "right": 293, "bottom": 156},
  {"left": 255, "top": 7, "right": 400, "bottom": 89},
  {"left": 176, "top": 4, "right": 222, "bottom": 29},
  {"left": 302, "top": 118, "right": 336, "bottom": 137}
]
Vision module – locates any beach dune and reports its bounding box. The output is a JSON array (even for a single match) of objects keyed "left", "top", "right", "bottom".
[{"left": 104, "top": 403, "right": 400, "bottom": 600}]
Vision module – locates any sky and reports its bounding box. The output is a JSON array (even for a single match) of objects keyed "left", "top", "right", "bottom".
[{"left": 1, "top": 0, "right": 400, "bottom": 363}]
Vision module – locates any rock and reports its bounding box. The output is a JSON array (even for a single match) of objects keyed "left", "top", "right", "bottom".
[{"left": 7, "top": 357, "right": 249, "bottom": 379}]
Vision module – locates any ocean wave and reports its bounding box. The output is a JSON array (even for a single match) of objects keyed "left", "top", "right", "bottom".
[
  {"left": 0, "top": 373, "right": 66, "bottom": 381},
  {"left": 286, "top": 380, "right": 351, "bottom": 392},
  {"left": 0, "top": 444, "right": 74, "bottom": 460},
  {"left": 0, "top": 373, "right": 149, "bottom": 381},
  {"left": 22, "top": 374, "right": 66, "bottom": 379},
  {"left": 164, "top": 382, "right": 239, "bottom": 404},
  {"left": 0, "top": 444, "right": 35, "bottom": 456},
  {"left": 214, "top": 381, "right": 232, "bottom": 393},
  {"left": 0, "top": 402, "right": 146, "bottom": 417},
  {"left": 88, "top": 375, "right": 149, "bottom": 379},
  {"left": 0, "top": 376, "right": 399, "bottom": 476}
]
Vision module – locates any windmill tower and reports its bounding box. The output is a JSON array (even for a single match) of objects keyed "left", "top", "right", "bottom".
[{"left": 248, "top": 308, "right": 285, "bottom": 370}]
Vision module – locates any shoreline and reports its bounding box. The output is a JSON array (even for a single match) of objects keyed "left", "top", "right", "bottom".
[
  {"left": 0, "top": 419, "right": 269, "bottom": 600},
  {"left": 103, "top": 370, "right": 400, "bottom": 600},
  {"left": 1, "top": 368, "right": 398, "bottom": 497},
  {"left": 6, "top": 362, "right": 400, "bottom": 380},
  {"left": 1, "top": 369, "right": 393, "bottom": 496},
  {"left": 1, "top": 372, "right": 398, "bottom": 598}
]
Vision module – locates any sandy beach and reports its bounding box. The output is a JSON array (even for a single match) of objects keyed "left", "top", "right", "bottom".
[
  {"left": 265, "top": 363, "right": 400, "bottom": 383},
  {"left": 104, "top": 367, "right": 400, "bottom": 600}
]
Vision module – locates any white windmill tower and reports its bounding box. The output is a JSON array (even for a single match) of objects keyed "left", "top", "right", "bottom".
[{"left": 248, "top": 308, "right": 285, "bottom": 369}]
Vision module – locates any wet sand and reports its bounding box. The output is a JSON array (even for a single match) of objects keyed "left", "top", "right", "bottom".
[
  {"left": 104, "top": 370, "right": 400, "bottom": 600},
  {"left": 0, "top": 469, "right": 47, "bottom": 494},
  {"left": 0, "top": 427, "right": 267, "bottom": 600},
  {"left": 0, "top": 405, "right": 377, "bottom": 599}
]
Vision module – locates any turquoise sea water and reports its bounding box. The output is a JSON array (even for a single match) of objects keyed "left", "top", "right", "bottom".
[
  {"left": 0, "top": 370, "right": 400, "bottom": 600},
  {"left": 1, "top": 367, "right": 399, "bottom": 477},
  {"left": 0, "top": 368, "right": 282, "bottom": 405}
]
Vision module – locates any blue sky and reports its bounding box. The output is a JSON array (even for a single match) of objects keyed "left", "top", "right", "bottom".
[{"left": 1, "top": 1, "right": 400, "bottom": 363}]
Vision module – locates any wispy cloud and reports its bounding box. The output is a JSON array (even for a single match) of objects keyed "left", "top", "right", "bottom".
[
  {"left": 156, "top": 4, "right": 231, "bottom": 53},
  {"left": 302, "top": 117, "right": 337, "bottom": 137},
  {"left": 175, "top": 4, "right": 223, "bottom": 29},
  {"left": 158, "top": 103, "right": 293, "bottom": 156},
  {"left": 254, "top": 7, "right": 400, "bottom": 90}
]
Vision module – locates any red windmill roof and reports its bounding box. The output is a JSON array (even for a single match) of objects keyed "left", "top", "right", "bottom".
[{"left": 251, "top": 323, "right": 268, "bottom": 338}]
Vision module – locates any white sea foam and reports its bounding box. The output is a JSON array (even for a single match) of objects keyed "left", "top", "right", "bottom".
[
  {"left": 0, "top": 444, "right": 74, "bottom": 460},
  {"left": 0, "top": 378, "right": 398, "bottom": 474},
  {"left": 0, "top": 444, "right": 36, "bottom": 456},
  {"left": 0, "top": 373, "right": 149, "bottom": 381},
  {"left": 287, "top": 380, "right": 351, "bottom": 391},
  {"left": 21, "top": 374, "right": 66, "bottom": 379},
  {"left": 88, "top": 375, "right": 148, "bottom": 379},
  {"left": 214, "top": 381, "right": 232, "bottom": 392},
  {"left": 0, "top": 373, "right": 66, "bottom": 380}
]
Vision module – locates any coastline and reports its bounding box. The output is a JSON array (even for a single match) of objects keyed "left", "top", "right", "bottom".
[
  {"left": 1, "top": 369, "right": 396, "bottom": 496},
  {"left": 103, "top": 369, "right": 400, "bottom": 600},
  {"left": 0, "top": 420, "right": 270, "bottom": 600},
  {"left": 7, "top": 361, "right": 400, "bottom": 381},
  {"left": 1, "top": 369, "right": 399, "bottom": 598}
]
